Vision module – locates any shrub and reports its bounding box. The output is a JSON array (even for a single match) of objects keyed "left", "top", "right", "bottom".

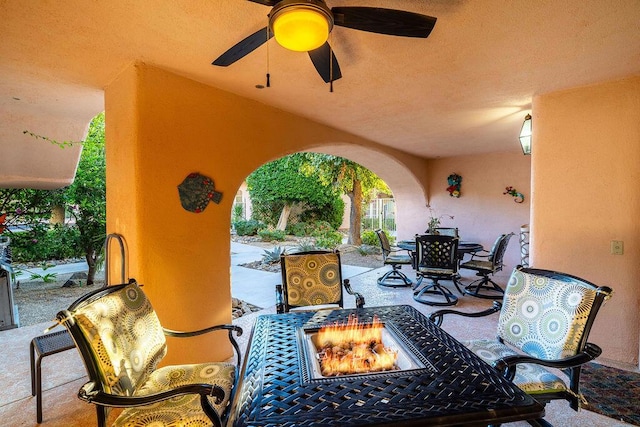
[
  {"left": 314, "top": 231, "right": 343, "bottom": 250},
  {"left": 258, "top": 228, "right": 285, "bottom": 242},
  {"left": 286, "top": 221, "right": 309, "bottom": 237},
  {"left": 234, "top": 219, "right": 263, "bottom": 236},
  {"left": 361, "top": 230, "right": 380, "bottom": 247},
  {"left": 9, "top": 224, "right": 83, "bottom": 262},
  {"left": 294, "top": 237, "right": 317, "bottom": 252},
  {"left": 308, "top": 220, "right": 334, "bottom": 237}
]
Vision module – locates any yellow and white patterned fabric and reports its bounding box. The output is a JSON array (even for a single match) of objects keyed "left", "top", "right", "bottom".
[
  {"left": 74, "top": 282, "right": 167, "bottom": 395},
  {"left": 497, "top": 268, "right": 597, "bottom": 359},
  {"left": 115, "top": 362, "right": 236, "bottom": 427},
  {"left": 73, "top": 282, "right": 235, "bottom": 426},
  {"left": 282, "top": 252, "right": 341, "bottom": 308}
]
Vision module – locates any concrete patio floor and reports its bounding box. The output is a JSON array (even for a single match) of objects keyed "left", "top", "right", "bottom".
[{"left": 0, "top": 242, "right": 633, "bottom": 426}]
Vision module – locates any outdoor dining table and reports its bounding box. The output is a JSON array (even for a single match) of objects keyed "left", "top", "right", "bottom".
[
  {"left": 227, "top": 305, "right": 544, "bottom": 426},
  {"left": 397, "top": 239, "right": 483, "bottom": 269}
]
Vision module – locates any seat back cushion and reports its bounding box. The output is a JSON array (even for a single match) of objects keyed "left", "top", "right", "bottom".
[
  {"left": 283, "top": 252, "right": 342, "bottom": 307},
  {"left": 497, "top": 268, "right": 597, "bottom": 360},
  {"left": 73, "top": 282, "right": 167, "bottom": 395}
]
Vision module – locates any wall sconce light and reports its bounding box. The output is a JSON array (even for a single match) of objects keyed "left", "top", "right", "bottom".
[
  {"left": 271, "top": 1, "right": 334, "bottom": 52},
  {"left": 519, "top": 114, "right": 532, "bottom": 155}
]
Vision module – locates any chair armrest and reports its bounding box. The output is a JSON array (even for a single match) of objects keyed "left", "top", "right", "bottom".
[
  {"left": 492, "top": 342, "right": 603, "bottom": 381},
  {"left": 164, "top": 325, "right": 243, "bottom": 367},
  {"left": 79, "top": 380, "right": 225, "bottom": 406},
  {"left": 343, "top": 279, "right": 365, "bottom": 308},
  {"left": 429, "top": 301, "right": 502, "bottom": 326},
  {"left": 79, "top": 381, "right": 225, "bottom": 427},
  {"left": 468, "top": 249, "right": 491, "bottom": 260}
]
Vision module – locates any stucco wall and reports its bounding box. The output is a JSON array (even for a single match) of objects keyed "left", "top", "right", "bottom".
[
  {"left": 532, "top": 76, "right": 640, "bottom": 366},
  {"left": 105, "top": 63, "right": 430, "bottom": 364},
  {"left": 425, "top": 152, "right": 532, "bottom": 273}
]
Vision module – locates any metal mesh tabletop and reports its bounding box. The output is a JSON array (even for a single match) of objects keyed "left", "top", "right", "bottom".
[{"left": 229, "top": 305, "right": 543, "bottom": 427}]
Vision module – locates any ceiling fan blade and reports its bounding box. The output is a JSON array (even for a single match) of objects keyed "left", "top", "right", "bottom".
[
  {"left": 212, "top": 27, "right": 273, "bottom": 66},
  {"left": 308, "top": 42, "right": 342, "bottom": 83},
  {"left": 332, "top": 7, "right": 436, "bottom": 38},
  {"left": 247, "top": 0, "right": 277, "bottom": 6}
]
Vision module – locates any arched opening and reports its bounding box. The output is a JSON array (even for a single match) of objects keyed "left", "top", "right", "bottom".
[{"left": 228, "top": 144, "right": 428, "bottom": 314}]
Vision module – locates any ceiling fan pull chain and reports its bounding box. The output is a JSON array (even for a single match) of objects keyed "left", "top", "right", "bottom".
[
  {"left": 329, "top": 33, "right": 334, "bottom": 93},
  {"left": 266, "top": 21, "right": 271, "bottom": 88}
]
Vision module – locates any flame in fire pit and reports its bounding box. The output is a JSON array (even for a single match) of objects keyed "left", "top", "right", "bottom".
[{"left": 316, "top": 315, "right": 398, "bottom": 376}]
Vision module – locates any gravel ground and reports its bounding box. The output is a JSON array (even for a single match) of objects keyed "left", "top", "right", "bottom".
[{"left": 13, "top": 274, "right": 104, "bottom": 327}]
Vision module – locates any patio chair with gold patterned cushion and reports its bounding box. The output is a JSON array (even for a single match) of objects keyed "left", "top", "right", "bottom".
[
  {"left": 429, "top": 266, "right": 613, "bottom": 426},
  {"left": 276, "top": 250, "right": 365, "bottom": 313},
  {"left": 56, "top": 279, "right": 242, "bottom": 427}
]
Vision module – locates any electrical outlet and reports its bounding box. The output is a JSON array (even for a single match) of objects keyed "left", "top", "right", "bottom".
[{"left": 611, "top": 240, "right": 624, "bottom": 255}]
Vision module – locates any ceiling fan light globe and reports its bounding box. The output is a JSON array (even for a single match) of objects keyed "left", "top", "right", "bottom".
[{"left": 272, "top": 8, "right": 329, "bottom": 52}]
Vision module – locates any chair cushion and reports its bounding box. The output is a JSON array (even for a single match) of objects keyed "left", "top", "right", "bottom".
[
  {"left": 463, "top": 339, "right": 568, "bottom": 395},
  {"left": 283, "top": 253, "right": 341, "bottom": 307},
  {"left": 114, "top": 362, "right": 237, "bottom": 426},
  {"left": 74, "top": 282, "right": 167, "bottom": 395},
  {"left": 417, "top": 267, "right": 455, "bottom": 276},
  {"left": 497, "top": 268, "right": 597, "bottom": 359},
  {"left": 385, "top": 254, "right": 413, "bottom": 265},
  {"left": 460, "top": 259, "right": 493, "bottom": 272}
]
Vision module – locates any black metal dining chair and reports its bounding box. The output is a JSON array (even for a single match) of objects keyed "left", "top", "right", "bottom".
[
  {"left": 460, "top": 232, "right": 514, "bottom": 299},
  {"left": 375, "top": 229, "right": 413, "bottom": 287},
  {"left": 413, "top": 234, "right": 463, "bottom": 306}
]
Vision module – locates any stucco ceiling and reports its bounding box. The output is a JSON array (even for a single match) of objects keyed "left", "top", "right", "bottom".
[{"left": 1, "top": 0, "right": 639, "bottom": 188}]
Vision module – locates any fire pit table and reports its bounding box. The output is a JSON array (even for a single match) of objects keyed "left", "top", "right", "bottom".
[{"left": 227, "top": 305, "right": 544, "bottom": 426}]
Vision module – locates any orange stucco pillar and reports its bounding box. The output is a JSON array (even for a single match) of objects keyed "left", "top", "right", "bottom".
[{"left": 531, "top": 76, "right": 640, "bottom": 367}]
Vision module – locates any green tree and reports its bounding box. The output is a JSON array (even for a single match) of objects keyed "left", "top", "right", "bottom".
[
  {"left": 304, "top": 154, "right": 390, "bottom": 245},
  {"left": 65, "top": 112, "right": 106, "bottom": 284},
  {"left": 247, "top": 154, "right": 343, "bottom": 231},
  {"left": 1, "top": 113, "right": 106, "bottom": 284}
]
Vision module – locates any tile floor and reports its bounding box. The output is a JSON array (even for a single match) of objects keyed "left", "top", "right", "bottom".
[{"left": 0, "top": 246, "right": 634, "bottom": 426}]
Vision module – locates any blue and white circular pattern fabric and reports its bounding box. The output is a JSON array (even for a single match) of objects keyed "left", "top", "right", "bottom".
[{"left": 497, "top": 268, "right": 597, "bottom": 359}]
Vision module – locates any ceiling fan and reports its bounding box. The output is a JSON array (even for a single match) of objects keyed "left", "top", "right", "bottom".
[{"left": 212, "top": 0, "right": 436, "bottom": 85}]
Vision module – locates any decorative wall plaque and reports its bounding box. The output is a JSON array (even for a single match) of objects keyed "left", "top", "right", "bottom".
[{"left": 177, "top": 173, "right": 222, "bottom": 213}]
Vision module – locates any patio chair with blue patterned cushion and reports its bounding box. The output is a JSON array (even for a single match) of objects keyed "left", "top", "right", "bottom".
[
  {"left": 429, "top": 266, "right": 612, "bottom": 427},
  {"left": 276, "top": 250, "right": 365, "bottom": 313},
  {"left": 56, "top": 279, "right": 243, "bottom": 427}
]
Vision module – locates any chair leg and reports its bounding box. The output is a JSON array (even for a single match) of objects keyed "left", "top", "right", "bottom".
[
  {"left": 97, "top": 405, "right": 108, "bottom": 427},
  {"left": 377, "top": 265, "right": 413, "bottom": 287},
  {"left": 464, "top": 274, "right": 505, "bottom": 299},
  {"left": 413, "top": 278, "right": 459, "bottom": 306}
]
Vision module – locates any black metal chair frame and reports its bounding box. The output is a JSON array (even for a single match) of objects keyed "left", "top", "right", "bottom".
[
  {"left": 57, "top": 281, "right": 243, "bottom": 427},
  {"left": 276, "top": 250, "right": 365, "bottom": 313},
  {"left": 375, "top": 229, "right": 413, "bottom": 287},
  {"left": 461, "top": 232, "right": 514, "bottom": 299},
  {"left": 413, "top": 235, "right": 463, "bottom": 306},
  {"left": 429, "top": 266, "right": 613, "bottom": 427}
]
